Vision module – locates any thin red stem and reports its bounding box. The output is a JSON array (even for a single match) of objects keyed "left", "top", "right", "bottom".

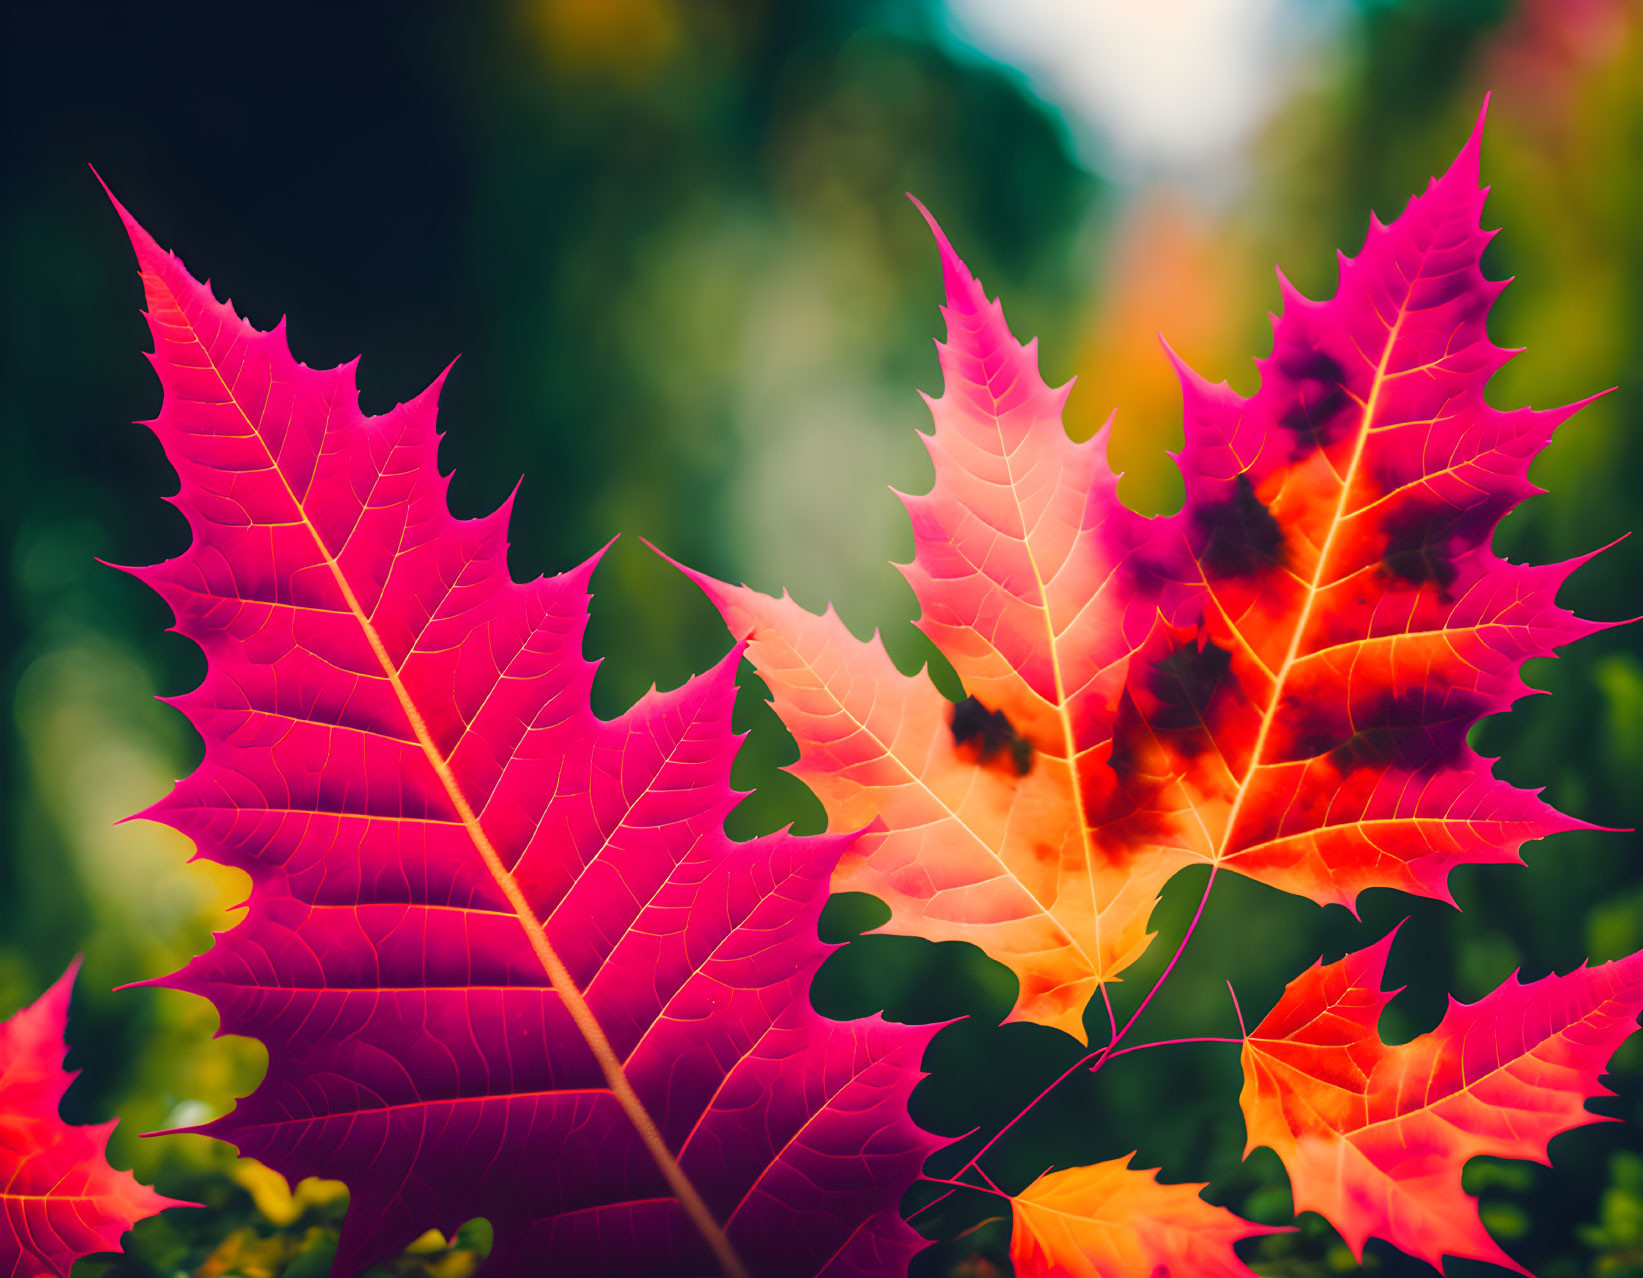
[
  {"left": 908, "top": 1159, "right": 1011, "bottom": 1221},
  {"left": 1100, "top": 1035, "right": 1242, "bottom": 1061},
  {"left": 945, "top": 864, "right": 1221, "bottom": 1183},
  {"left": 1087, "top": 863, "right": 1219, "bottom": 1073},
  {"left": 921, "top": 1175, "right": 1010, "bottom": 1203},
  {"left": 1227, "top": 978, "right": 1248, "bottom": 1037},
  {"left": 906, "top": 1187, "right": 960, "bottom": 1221},
  {"left": 954, "top": 1050, "right": 1098, "bottom": 1182},
  {"left": 1099, "top": 981, "right": 1118, "bottom": 1047}
]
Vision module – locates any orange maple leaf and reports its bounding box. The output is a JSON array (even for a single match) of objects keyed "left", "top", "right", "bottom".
[{"left": 1008, "top": 1155, "right": 1277, "bottom": 1278}]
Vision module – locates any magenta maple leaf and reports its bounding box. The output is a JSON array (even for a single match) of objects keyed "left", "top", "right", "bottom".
[{"left": 106, "top": 185, "right": 941, "bottom": 1278}]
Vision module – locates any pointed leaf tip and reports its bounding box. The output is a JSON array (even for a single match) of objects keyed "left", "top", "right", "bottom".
[
  {"left": 906, "top": 192, "right": 982, "bottom": 313},
  {"left": 642, "top": 536, "right": 721, "bottom": 597},
  {"left": 1445, "top": 93, "right": 1490, "bottom": 189},
  {"left": 1157, "top": 333, "right": 1210, "bottom": 390},
  {"left": 33, "top": 955, "right": 83, "bottom": 1026},
  {"left": 90, "top": 169, "right": 167, "bottom": 265}
]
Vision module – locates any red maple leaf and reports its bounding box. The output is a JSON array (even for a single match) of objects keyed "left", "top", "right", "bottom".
[
  {"left": 1241, "top": 928, "right": 1643, "bottom": 1272},
  {"left": 667, "top": 99, "right": 1629, "bottom": 1276},
  {"left": 0, "top": 960, "right": 185, "bottom": 1278}
]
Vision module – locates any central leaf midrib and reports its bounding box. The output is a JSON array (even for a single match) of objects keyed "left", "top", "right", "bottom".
[
  {"left": 970, "top": 343, "right": 1108, "bottom": 979},
  {"left": 1212, "top": 244, "right": 1435, "bottom": 864}
]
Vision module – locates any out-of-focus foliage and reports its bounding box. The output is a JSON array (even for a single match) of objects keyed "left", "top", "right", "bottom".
[{"left": 2, "top": 0, "right": 1640, "bottom": 1275}]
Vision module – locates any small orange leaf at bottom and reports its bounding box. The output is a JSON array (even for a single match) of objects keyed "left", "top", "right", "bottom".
[{"left": 1009, "top": 1154, "right": 1279, "bottom": 1278}]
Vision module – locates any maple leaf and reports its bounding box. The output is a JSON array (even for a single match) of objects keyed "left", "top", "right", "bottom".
[
  {"left": 674, "top": 101, "right": 1605, "bottom": 1037},
  {"left": 1240, "top": 928, "right": 1643, "bottom": 1272},
  {"left": 1007, "top": 1155, "right": 1277, "bottom": 1278},
  {"left": 106, "top": 187, "right": 942, "bottom": 1278},
  {"left": 0, "top": 960, "right": 185, "bottom": 1278},
  {"left": 1118, "top": 102, "right": 1605, "bottom": 911}
]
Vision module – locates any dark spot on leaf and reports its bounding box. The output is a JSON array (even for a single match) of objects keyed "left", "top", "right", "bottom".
[
  {"left": 1382, "top": 513, "right": 1460, "bottom": 592},
  {"left": 1276, "top": 346, "right": 1344, "bottom": 386},
  {"left": 1115, "top": 545, "right": 1171, "bottom": 604},
  {"left": 951, "top": 695, "right": 1034, "bottom": 776},
  {"left": 1379, "top": 494, "right": 1506, "bottom": 596},
  {"left": 1146, "top": 635, "right": 1233, "bottom": 745},
  {"left": 1275, "top": 346, "right": 1350, "bottom": 453},
  {"left": 1285, "top": 688, "right": 1487, "bottom": 774},
  {"left": 1195, "top": 472, "right": 1284, "bottom": 577}
]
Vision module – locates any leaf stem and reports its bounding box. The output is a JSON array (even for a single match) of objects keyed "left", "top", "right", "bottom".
[
  {"left": 1099, "top": 1036, "right": 1243, "bottom": 1061},
  {"left": 1227, "top": 978, "right": 1248, "bottom": 1037},
  {"left": 1086, "top": 864, "right": 1219, "bottom": 1073},
  {"left": 921, "top": 1175, "right": 1010, "bottom": 1203},
  {"left": 906, "top": 1187, "right": 960, "bottom": 1221},
  {"left": 936, "top": 865, "right": 1220, "bottom": 1188}
]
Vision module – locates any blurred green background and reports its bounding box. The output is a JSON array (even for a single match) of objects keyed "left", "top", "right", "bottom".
[{"left": 3, "top": 0, "right": 1641, "bottom": 1274}]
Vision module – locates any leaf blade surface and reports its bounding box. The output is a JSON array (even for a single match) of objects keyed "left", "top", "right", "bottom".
[{"left": 1131, "top": 107, "right": 1602, "bottom": 907}]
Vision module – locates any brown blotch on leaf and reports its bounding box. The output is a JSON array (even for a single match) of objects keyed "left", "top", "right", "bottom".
[
  {"left": 1275, "top": 346, "right": 1351, "bottom": 454},
  {"left": 1379, "top": 494, "right": 1505, "bottom": 597},
  {"left": 1146, "top": 634, "right": 1233, "bottom": 753},
  {"left": 951, "top": 695, "right": 1034, "bottom": 776},
  {"left": 1286, "top": 687, "right": 1487, "bottom": 775},
  {"left": 1195, "top": 472, "right": 1284, "bottom": 577}
]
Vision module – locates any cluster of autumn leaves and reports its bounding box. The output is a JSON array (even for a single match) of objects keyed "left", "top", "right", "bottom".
[{"left": 3, "top": 107, "right": 1640, "bottom": 1278}]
